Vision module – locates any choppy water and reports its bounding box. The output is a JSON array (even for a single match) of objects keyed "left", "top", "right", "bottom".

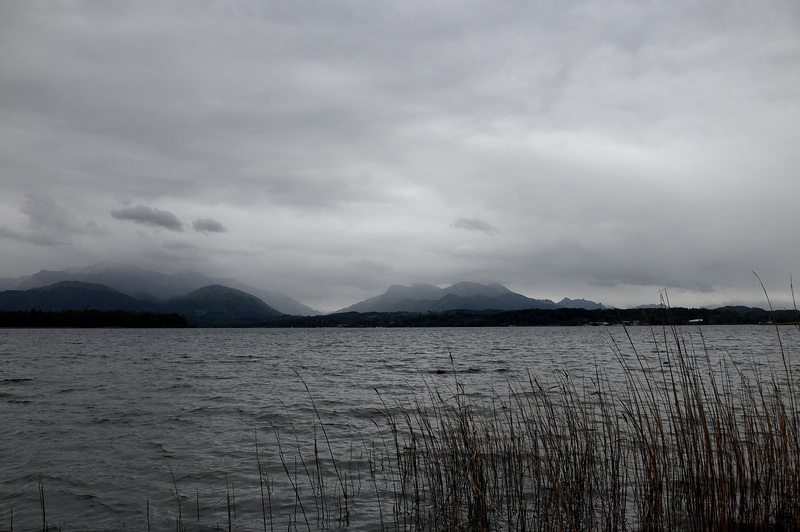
[{"left": 1, "top": 325, "right": 798, "bottom": 531}]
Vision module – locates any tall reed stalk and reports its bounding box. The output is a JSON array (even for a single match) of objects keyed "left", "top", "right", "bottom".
[
  {"left": 363, "top": 322, "right": 800, "bottom": 531},
  {"left": 243, "top": 320, "right": 800, "bottom": 530}
]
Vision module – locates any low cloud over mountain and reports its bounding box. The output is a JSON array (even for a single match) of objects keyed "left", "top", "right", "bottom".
[
  {"left": 0, "top": 281, "right": 284, "bottom": 326},
  {"left": 0, "top": 264, "right": 318, "bottom": 316},
  {"left": 338, "top": 282, "right": 606, "bottom": 313}
]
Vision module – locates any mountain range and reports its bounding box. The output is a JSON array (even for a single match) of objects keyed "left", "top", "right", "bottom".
[
  {"left": 337, "top": 281, "right": 606, "bottom": 313},
  {"left": 0, "top": 265, "right": 610, "bottom": 325},
  {"left": 0, "top": 264, "right": 318, "bottom": 315},
  {"left": 0, "top": 281, "right": 283, "bottom": 326}
]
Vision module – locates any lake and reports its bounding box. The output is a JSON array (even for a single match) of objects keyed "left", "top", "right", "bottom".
[{"left": 1, "top": 325, "right": 798, "bottom": 531}]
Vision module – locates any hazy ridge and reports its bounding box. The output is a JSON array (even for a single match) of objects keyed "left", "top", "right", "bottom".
[{"left": 1, "top": 265, "right": 777, "bottom": 327}]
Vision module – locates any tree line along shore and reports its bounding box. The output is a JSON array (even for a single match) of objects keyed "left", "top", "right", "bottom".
[
  {"left": 1, "top": 305, "right": 797, "bottom": 328},
  {"left": 0, "top": 309, "right": 190, "bottom": 328}
]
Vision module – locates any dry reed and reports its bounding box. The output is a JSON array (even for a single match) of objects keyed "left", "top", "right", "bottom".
[
  {"left": 356, "top": 323, "right": 800, "bottom": 531},
  {"left": 8, "top": 320, "right": 799, "bottom": 531}
]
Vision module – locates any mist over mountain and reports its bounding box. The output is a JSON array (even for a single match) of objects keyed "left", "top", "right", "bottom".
[
  {"left": 338, "top": 282, "right": 606, "bottom": 313},
  {"left": 0, "top": 264, "right": 318, "bottom": 316},
  {"left": 0, "top": 281, "right": 285, "bottom": 326},
  {"left": 0, "top": 265, "right": 613, "bottom": 319},
  {"left": 556, "top": 298, "right": 607, "bottom": 310},
  {"left": 1, "top": 268, "right": 778, "bottom": 329},
  {"left": 163, "top": 285, "right": 284, "bottom": 326},
  {"left": 0, "top": 281, "right": 147, "bottom": 313}
]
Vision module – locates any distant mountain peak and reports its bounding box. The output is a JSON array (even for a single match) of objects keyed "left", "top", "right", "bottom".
[
  {"left": 2, "top": 264, "right": 318, "bottom": 316},
  {"left": 338, "top": 281, "right": 560, "bottom": 313},
  {"left": 174, "top": 284, "right": 269, "bottom": 303},
  {"left": 31, "top": 280, "right": 118, "bottom": 292},
  {"left": 0, "top": 280, "right": 144, "bottom": 313},
  {"left": 166, "top": 284, "right": 283, "bottom": 325},
  {"left": 443, "top": 281, "right": 512, "bottom": 297},
  {"left": 0, "top": 280, "right": 287, "bottom": 325},
  {"left": 557, "top": 297, "right": 608, "bottom": 310}
]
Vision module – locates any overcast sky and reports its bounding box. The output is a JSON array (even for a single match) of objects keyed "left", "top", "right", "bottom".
[{"left": 2, "top": 1, "right": 799, "bottom": 312}]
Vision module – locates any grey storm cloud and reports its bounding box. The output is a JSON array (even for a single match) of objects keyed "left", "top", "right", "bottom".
[
  {"left": 451, "top": 218, "right": 499, "bottom": 235},
  {"left": 21, "top": 194, "right": 70, "bottom": 230},
  {"left": 192, "top": 218, "right": 227, "bottom": 234},
  {"left": 21, "top": 194, "right": 92, "bottom": 234},
  {"left": 110, "top": 205, "right": 183, "bottom": 232},
  {"left": 1, "top": 1, "right": 799, "bottom": 311},
  {"left": 1, "top": 194, "right": 100, "bottom": 246}
]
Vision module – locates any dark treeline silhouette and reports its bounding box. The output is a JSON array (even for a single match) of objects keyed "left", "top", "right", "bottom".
[
  {"left": 0, "top": 309, "right": 190, "bottom": 328},
  {"left": 270, "top": 306, "right": 798, "bottom": 328},
  {"left": 4, "top": 306, "right": 796, "bottom": 328}
]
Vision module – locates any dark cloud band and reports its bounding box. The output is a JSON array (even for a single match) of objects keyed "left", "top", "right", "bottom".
[
  {"left": 451, "top": 218, "right": 499, "bottom": 235},
  {"left": 192, "top": 218, "right": 226, "bottom": 234},
  {"left": 110, "top": 205, "right": 183, "bottom": 231}
]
